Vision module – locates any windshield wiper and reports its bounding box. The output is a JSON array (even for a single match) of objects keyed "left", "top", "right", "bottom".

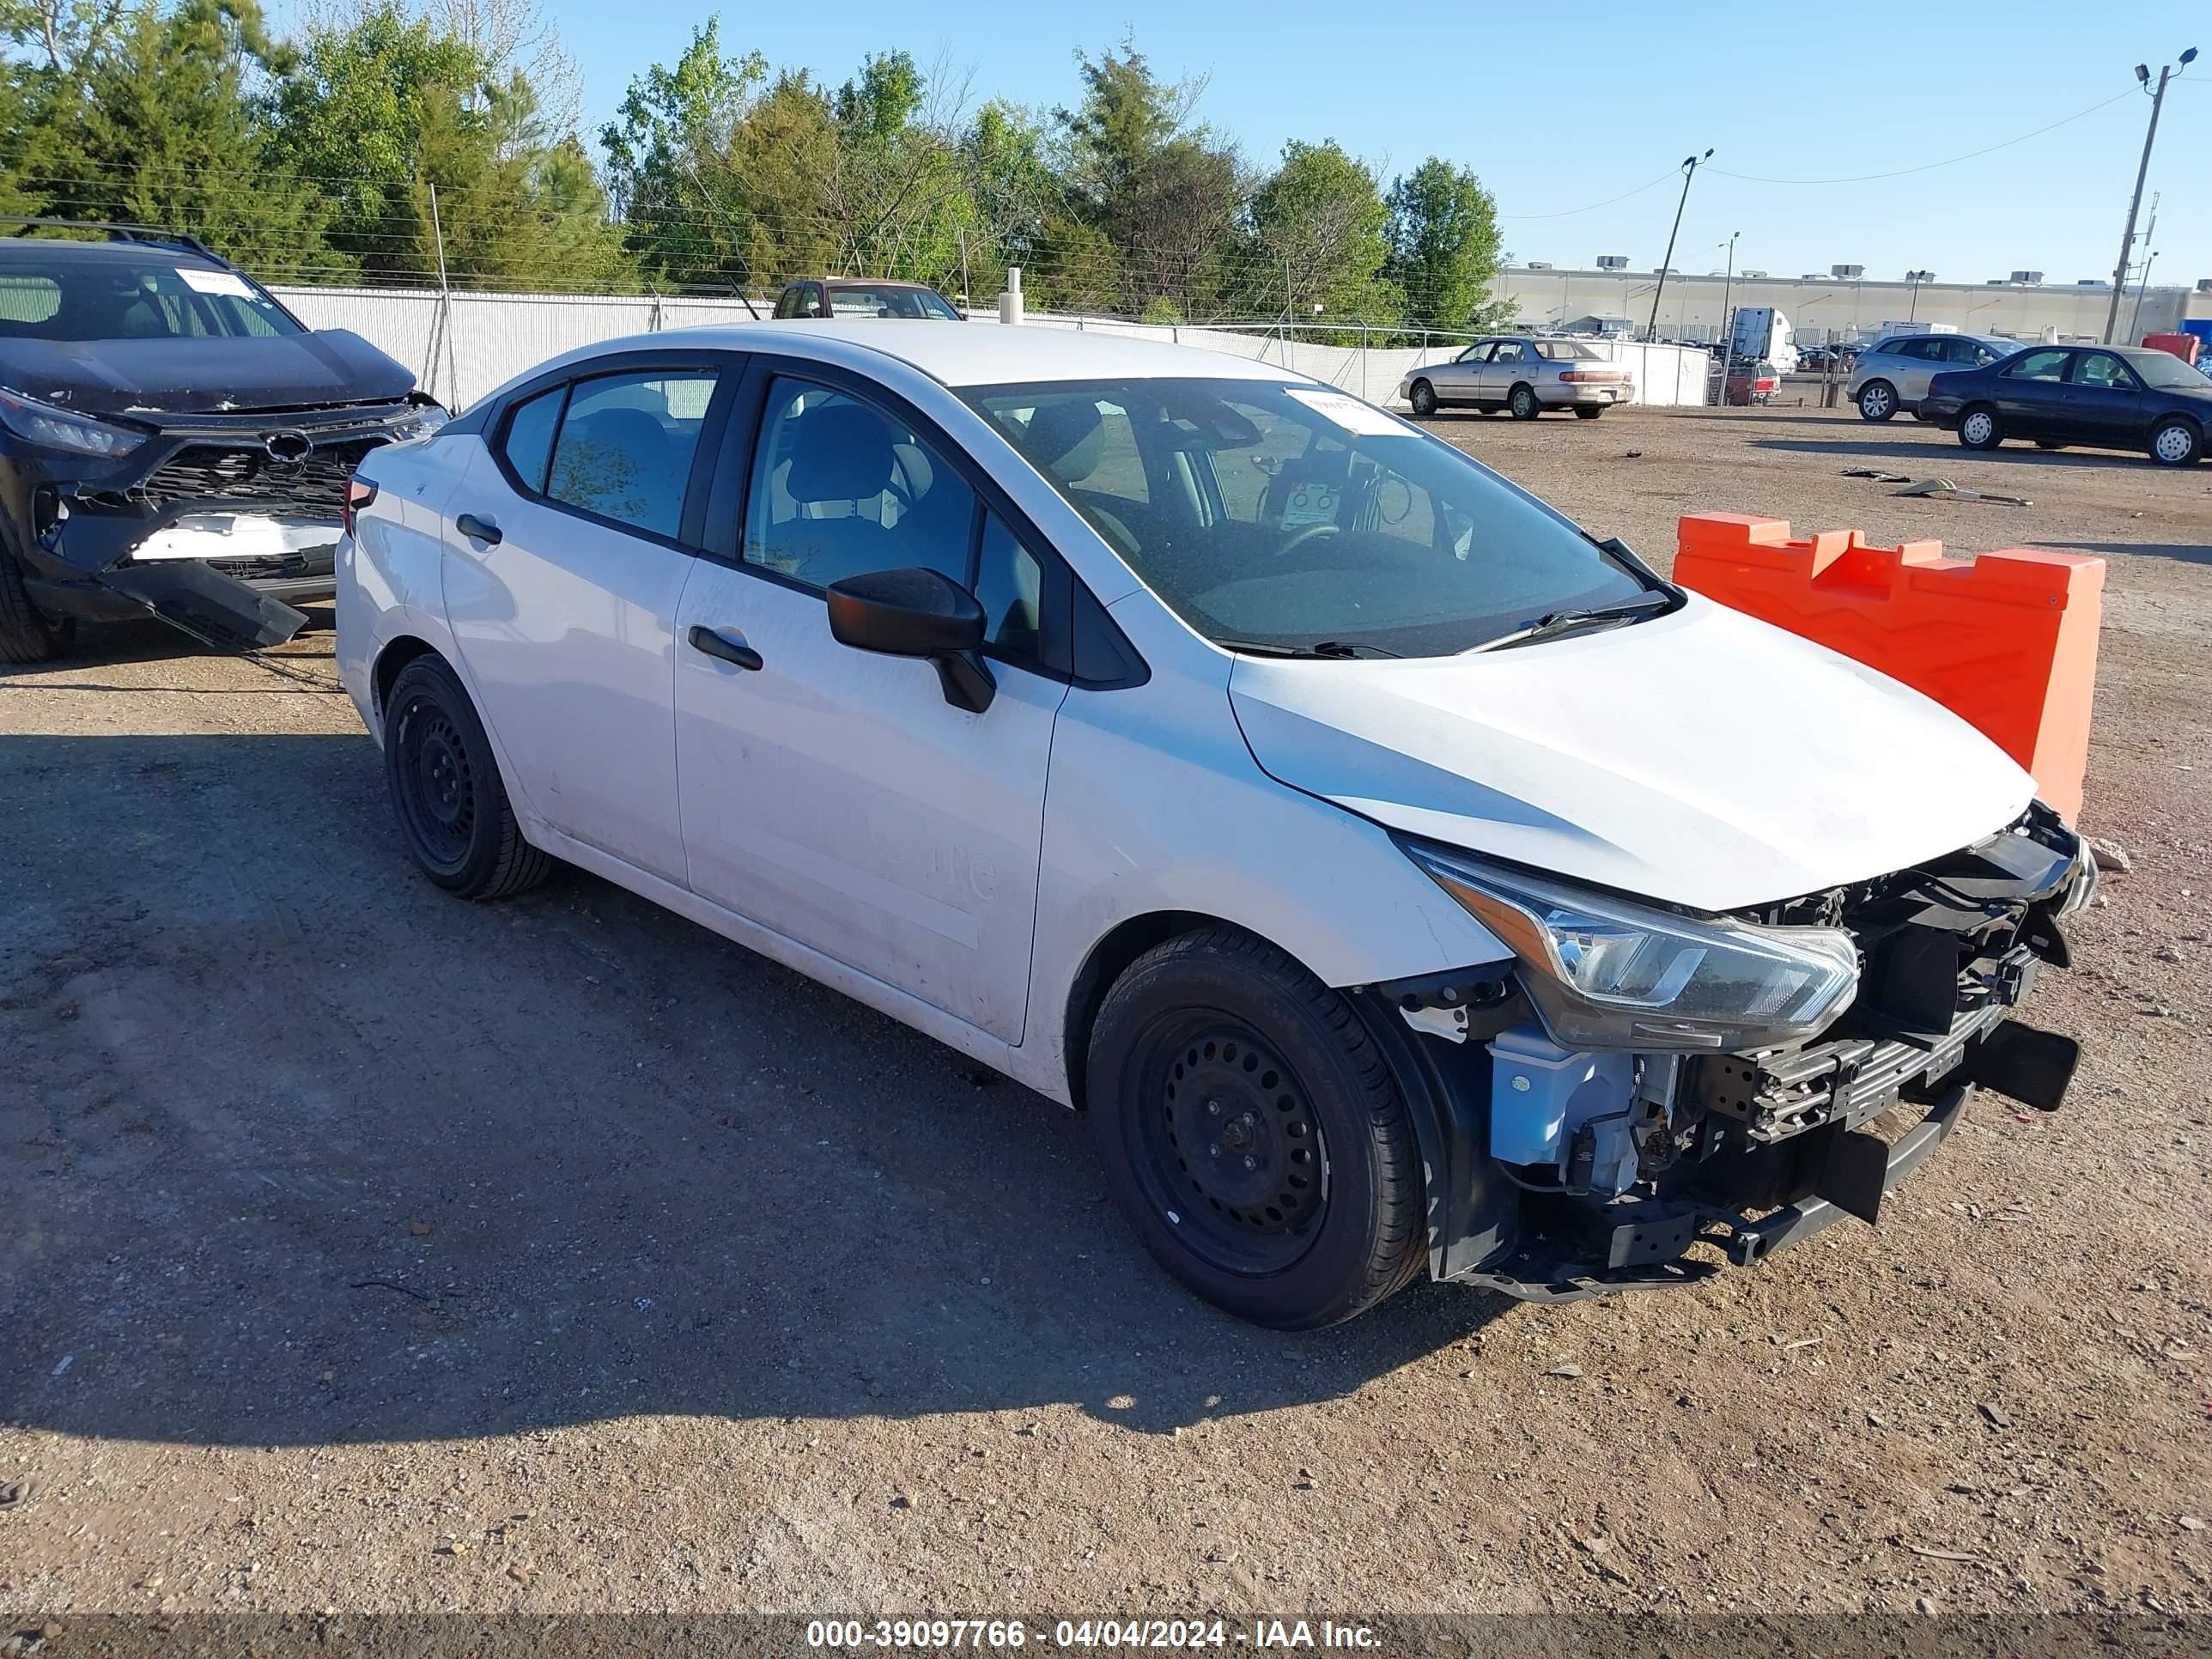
[
  {"left": 1215, "top": 638, "right": 1400, "bottom": 659},
  {"left": 1462, "top": 592, "right": 1674, "bottom": 655}
]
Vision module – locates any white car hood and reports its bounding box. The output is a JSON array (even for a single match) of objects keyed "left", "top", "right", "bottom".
[{"left": 1227, "top": 594, "right": 2037, "bottom": 913}]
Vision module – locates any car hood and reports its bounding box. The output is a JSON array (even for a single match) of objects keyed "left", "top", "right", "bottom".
[
  {"left": 1226, "top": 594, "right": 2037, "bottom": 913},
  {"left": 0, "top": 329, "right": 416, "bottom": 417}
]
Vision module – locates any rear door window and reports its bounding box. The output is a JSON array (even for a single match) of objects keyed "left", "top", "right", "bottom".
[
  {"left": 499, "top": 386, "right": 565, "bottom": 493},
  {"left": 544, "top": 371, "right": 718, "bottom": 539},
  {"left": 2003, "top": 349, "right": 2071, "bottom": 383}
]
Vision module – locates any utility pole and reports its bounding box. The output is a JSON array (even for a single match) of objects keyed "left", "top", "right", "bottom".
[
  {"left": 1647, "top": 149, "right": 1712, "bottom": 342},
  {"left": 2105, "top": 48, "right": 2195, "bottom": 343},
  {"left": 2129, "top": 250, "right": 2160, "bottom": 343},
  {"left": 1905, "top": 269, "right": 1934, "bottom": 324}
]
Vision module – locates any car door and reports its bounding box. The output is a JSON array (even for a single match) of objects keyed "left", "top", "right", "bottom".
[
  {"left": 442, "top": 355, "right": 731, "bottom": 885},
  {"left": 1431, "top": 343, "right": 1492, "bottom": 404},
  {"left": 2063, "top": 350, "right": 2146, "bottom": 448},
  {"left": 1483, "top": 339, "right": 1531, "bottom": 403},
  {"left": 672, "top": 366, "right": 1071, "bottom": 1044},
  {"left": 1991, "top": 348, "right": 2071, "bottom": 438},
  {"left": 1887, "top": 338, "right": 1941, "bottom": 403}
]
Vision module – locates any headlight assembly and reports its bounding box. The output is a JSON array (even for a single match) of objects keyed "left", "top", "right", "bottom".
[
  {"left": 1403, "top": 840, "right": 1860, "bottom": 1053},
  {"left": 0, "top": 386, "right": 148, "bottom": 458}
]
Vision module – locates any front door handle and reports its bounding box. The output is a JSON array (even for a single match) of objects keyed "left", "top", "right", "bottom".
[
  {"left": 455, "top": 512, "right": 502, "bottom": 544},
  {"left": 688, "top": 624, "right": 763, "bottom": 672}
]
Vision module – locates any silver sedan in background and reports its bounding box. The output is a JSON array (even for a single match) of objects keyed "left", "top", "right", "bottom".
[{"left": 1401, "top": 337, "right": 1635, "bottom": 421}]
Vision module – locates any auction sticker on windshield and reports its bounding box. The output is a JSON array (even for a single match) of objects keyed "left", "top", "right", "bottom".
[
  {"left": 1284, "top": 386, "right": 1409, "bottom": 436},
  {"left": 176, "top": 267, "right": 256, "bottom": 298}
]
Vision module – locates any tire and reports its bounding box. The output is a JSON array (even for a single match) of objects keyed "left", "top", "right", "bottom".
[
  {"left": 1085, "top": 927, "right": 1425, "bottom": 1330},
  {"left": 382, "top": 654, "right": 553, "bottom": 900},
  {"left": 1407, "top": 380, "right": 1437, "bottom": 418},
  {"left": 1572, "top": 405, "right": 1603, "bottom": 420},
  {"left": 2148, "top": 416, "right": 2203, "bottom": 468},
  {"left": 0, "top": 539, "right": 71, "bottom": 665},
  {"left": 1508, "top": 383, "right": 1540, "bottom": 421},
  {"left": 1856, "top": 380, "right": 1898, "bottom": 422},
  {"left": 1958, "top": 405, "right": 2003, "bottom": 451}
]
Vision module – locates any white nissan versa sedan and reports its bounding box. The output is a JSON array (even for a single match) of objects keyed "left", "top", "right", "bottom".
[{"left": 337, "top": 321, "right": 2094, "bottom": 1329}]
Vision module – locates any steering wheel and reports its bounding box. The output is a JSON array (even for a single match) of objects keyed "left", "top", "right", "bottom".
[{"left": 1274, "top": 521, "right": 1342, "bottom": 558}]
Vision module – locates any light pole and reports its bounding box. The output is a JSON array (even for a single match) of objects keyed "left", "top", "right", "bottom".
[
  {"left": 1717, "top": 231, "right": 1740, "bottom": 358},
  {"left": 2105, "top": 47, "right": 2196, "bottom": 342},
  {"left": 1905, "top": 270, "right": 1935, "bottom": 324},
  {"left": 1647, "top": 149, "right": 1712, "bottom": 342}
]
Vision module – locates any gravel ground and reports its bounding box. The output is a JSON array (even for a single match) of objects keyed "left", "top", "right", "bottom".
[{"left": 2, "top": 404, "right": 2208, "bottom": 1623}]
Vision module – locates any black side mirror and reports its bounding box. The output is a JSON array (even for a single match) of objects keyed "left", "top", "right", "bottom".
[{"left": 825, "top": 567, "right": 995, "bottom": 713}]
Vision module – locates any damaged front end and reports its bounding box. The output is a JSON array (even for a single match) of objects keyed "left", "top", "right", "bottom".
[
  {"left": 1370, "top": 804, "right": 2093, "bottom": 1302},
  {"left": 3, "top": 388, "right": 441, "bottom": 651}
]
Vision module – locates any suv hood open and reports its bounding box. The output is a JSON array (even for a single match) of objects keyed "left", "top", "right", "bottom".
[
  {"left": 0, "top": 329, "right": 415, "bottom": 417},
  {"left": 1227, "top": 595, "right": 2038, "bottom": 914}
]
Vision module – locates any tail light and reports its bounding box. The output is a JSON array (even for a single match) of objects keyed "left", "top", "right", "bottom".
[
  {"left": 343, "top": 477, "right": 378, "bottom": 537},
  {"left": 1559, "top": 370, "right": 1623, "bottom": 383}
]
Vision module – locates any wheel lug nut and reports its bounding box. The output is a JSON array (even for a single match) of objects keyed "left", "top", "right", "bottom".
[
  {"left": 1207, "top": 1100, "right": 1221, "bottom": 1115},
  {"left": 1208, "top": 1144, "right": 1221, "bottom": 1158},
  {"left": 1243, "top": 1156, "right": 1256, "bottom": 1170}
]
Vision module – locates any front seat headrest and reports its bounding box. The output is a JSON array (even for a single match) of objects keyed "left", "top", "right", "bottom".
[
  {"left": 1024, "top": 398, "right": 1105, "bottom": 482},
  {"left": 785, "top": 401, "right": 898, "bottom": 504}
]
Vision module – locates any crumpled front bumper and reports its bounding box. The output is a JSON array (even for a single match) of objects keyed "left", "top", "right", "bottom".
[{"left": 7, "top": 402, "right": 420, "bottom": 651}]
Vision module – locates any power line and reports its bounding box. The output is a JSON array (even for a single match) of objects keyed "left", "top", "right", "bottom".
[
  {"left": 1705, "top": 85, "right": 2136, "bottom": 185},
  {"left": 1497, "top": 169, "right": 1679, "bottom": 221}
]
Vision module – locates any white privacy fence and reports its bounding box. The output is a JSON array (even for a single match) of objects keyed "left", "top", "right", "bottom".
[{"left": 268, "top": 285, "right": 1716, "bottom": 412}]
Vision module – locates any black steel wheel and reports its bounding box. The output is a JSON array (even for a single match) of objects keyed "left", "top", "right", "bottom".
[
  {"left": 1085, "top": 928, "right": 1425, "bottom": 1329},
  {"left": 382, "top": 653, "right": 553, "bottom": 899}
]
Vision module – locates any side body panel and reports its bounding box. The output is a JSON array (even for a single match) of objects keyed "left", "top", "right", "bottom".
[{"left": 337, "top": 435, "right": 477, "bottom": 738}]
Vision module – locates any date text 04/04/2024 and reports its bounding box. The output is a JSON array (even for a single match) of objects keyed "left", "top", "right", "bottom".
[{"left": 805, "top": 1620, "right": 1381, "bottom": 1650}]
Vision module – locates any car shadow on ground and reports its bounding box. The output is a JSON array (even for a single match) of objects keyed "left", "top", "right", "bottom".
[
  {"left": 2031, "top": 540, "right": 2212, "bottom": 567},
  {"left": 0, "top": 732, "right": 1521, "bottom": 1454}
]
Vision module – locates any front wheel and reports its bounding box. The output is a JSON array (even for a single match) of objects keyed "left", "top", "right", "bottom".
[
  {"left": 1407, "top": 380, "right": 1437, "bottom": 418},
  {"left": 1085, "top": 929, "right": 1425, "bottom": 1329},
  {"left": 1856, "top": 380, "right": 1898, "bottom": 422},
  {"left": 1508, "top": 384, "right": 1540, "bottom": 420},
  {"left": 2149, "top": 416, "right": 2203, "bottom": 467},
  {"left": 0, "top": 541, "right": 72, "bottom": 665},
  {"left": 383, "top": 654, "right": 554, "bottom": 900},
  {"left": 1958, "top": 405, "right": 2003, "bottom": 450}
]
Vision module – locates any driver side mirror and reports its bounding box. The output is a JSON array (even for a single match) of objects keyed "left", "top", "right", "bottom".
[{"left": 825, "top": 567, "right": 996, "bottom": 713}]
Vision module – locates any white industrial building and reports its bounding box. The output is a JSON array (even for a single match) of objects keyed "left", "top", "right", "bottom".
[{"left": 1496, "top": 262, "right": 2212, "bottom": 346}]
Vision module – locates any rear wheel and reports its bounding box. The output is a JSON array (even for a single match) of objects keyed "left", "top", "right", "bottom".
[
  {"left": 1407, "top": 380, "right": 1437, "bottom": 418},
  {"left": 383, "top": 654, "right": 553, "bottom": 900},
  {"left": 0, "top": 540, "right": 71, "bottom": 665},
  {"left": 1958, "top": 405, "right": 2003, "bottom": 450},
  {"left": 2148, "top": 416, "right": 2203, "bottom": 467},
  {"left": 1856, "top": 380, "right": 1898, "bottom": 422},
  {"left": 1572, "top": 405, "right": 1604, "bottom": 420},
  {"left": 1085, "top": 928, "right": 1425, "bottom": 1329},
  {"left": 1508, "top": 383, "right": 1540, "bottom": 421}
]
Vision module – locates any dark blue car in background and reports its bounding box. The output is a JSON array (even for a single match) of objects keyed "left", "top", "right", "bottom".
[{"left": 1920, "top": 343, "right": 2210, "bottom": 466}]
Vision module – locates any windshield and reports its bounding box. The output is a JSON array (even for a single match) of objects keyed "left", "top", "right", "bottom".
[
  {"left": 827, "top": 284, "right": 962, "bottom": 320},
  {"left": 962, "top": 377, "right": 1658, "bottom": 657},
  {"left": 2124, "top": 349, "right": 2208, "bottom": 390},
  {"left": 0, "top": 252, "right": 301, "bottom": 341},
  {"left": 1532, "top": 341, "right": 1604, "bottom": 361}
]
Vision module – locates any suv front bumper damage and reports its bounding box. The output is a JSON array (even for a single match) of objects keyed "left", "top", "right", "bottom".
[{"left": 9, "top": 401, "right": 424, "bottom": 651}]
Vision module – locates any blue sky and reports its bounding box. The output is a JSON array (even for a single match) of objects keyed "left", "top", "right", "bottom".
[{"left": 549, "top": 0, "right": 2210, "bottom": 289}]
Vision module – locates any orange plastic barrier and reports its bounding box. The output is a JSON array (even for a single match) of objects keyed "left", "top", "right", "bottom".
[{"left": 1675, "top": 514, "right": 2104, "bottom": 821}]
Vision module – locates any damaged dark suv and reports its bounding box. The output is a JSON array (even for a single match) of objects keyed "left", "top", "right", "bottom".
[{"left": 0, "top": 222, "right": 443, "bottom": 663}]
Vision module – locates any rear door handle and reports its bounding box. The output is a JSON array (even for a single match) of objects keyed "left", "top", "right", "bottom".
[
  {"left": 455, "top": 512, "right": 502, "bottom": 545},
  {"left": 687, "top": 624, "right": 763, "bottom": 672}
]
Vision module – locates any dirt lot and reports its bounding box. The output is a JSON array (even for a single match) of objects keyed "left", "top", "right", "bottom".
[{"left": 3, "top": 404, "right": 2209, "bottom": 1624}]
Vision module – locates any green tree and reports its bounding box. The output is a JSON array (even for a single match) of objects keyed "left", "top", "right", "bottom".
[
  {"left": 599, "top": 18, "right": 766, "bottom": 286},
  {"left": 1386, "top": 157, "right": 1506, "bottom": 331},
  {"left": 12, "top": 0, "right": 347, "bottom": 276},
  {"left": 1245, "top": 139, "right": 1397, "bottom": 326}
]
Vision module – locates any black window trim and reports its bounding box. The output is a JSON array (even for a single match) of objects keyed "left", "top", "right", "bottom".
[
  {"left": 707, "top": 353, "right": 1147, "bottom": 690},
  {"left": 482, "top": 349, "right": 744, "bottom": 555}
]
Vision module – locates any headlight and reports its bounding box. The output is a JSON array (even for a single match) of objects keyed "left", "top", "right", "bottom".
[
  {"left": 388, "top": 403, "right": 448, "bottom": 442},
  {"left": 0, "top": 386, "right": 147, "bottom": 458},
  {"left": 1403, "top": 841, "right": 1860, "bottom": 1053}
]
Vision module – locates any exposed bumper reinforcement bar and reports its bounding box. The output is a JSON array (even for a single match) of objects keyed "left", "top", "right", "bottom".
[{"left": 1461, "top": 1082, "right": 1977, "bottom": 1304}]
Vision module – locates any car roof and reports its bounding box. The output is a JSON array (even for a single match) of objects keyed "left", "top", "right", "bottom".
[
  {"left": 0, "top": 235, "right": 224, "bottom": 266},
  {"left": 648, "top": 319, "right": 1315, "bottom": 389}
]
